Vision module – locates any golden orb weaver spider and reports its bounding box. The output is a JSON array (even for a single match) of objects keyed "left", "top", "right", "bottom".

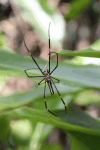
[{"left": 24, "top": 23, "right": 67, "bottom": 117}]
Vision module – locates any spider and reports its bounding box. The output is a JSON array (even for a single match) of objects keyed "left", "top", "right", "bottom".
[{"left": 24, "top": 22, "right": 67, "bottom": 117}]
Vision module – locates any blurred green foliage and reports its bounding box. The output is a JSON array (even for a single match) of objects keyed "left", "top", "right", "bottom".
[
  {"left": 0, "top": 0, "right": 100, "bottom": 150},
  {"left": 65, "top": 0, "right": 94, "bottom": 20},
  {"left": 0, "top": 31, "right": 6, "bottom": 48}
]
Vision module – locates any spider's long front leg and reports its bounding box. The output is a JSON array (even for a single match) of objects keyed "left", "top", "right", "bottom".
[
  {"left": 51, "top": 76, "right": 60, "bottom": 83},
  {"left": 24, "top": 35, "right": 43, "bottom": 75},
  {"left": 44, "top": 23, "right": 58, "bottom": 74},
  {"left": 50, "top": 52, "right": 58, "bottom": 75},
  {"left": 51, "top": 79, "right": 67, "bottom": 114},
  {"left": 48, "top": 22, "right": 51, "bottom": 73},
  {"left": 44, "top": 81, "right": 59, "bottom": 117},
  {"left": 24, "top": 69, "right": 44, "bottom": 78}
]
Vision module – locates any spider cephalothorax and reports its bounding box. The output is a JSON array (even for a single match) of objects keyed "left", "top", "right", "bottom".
[
  {"left": 24, "top": 23, "right": 67, "bottom": 117},
  {"left": 42, "top": 70, "right": 54, "bottom": 95},
  {"left": 44, "top": 71, "right": 50, "bottom": 80},
  {"left": 43, "top": 69, "right": 50, "bottom": 76}
]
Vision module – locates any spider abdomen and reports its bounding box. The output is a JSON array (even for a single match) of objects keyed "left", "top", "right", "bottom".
[{"left": 47, "top": 81, "right": 54, "bottom": 95}]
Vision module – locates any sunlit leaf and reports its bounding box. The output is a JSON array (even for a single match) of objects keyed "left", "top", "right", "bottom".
[
  {"left": 58, "top": 48, "right": 100, "bottom": 58},
  {"left": 75, "top": 90, "right": 100, "bottom": 105},
  {"left": 0, "top": 48, "right": 100, "bottom": 89},
  {"left": 0, "top": 84, "right": 80, "bottom": 111},
  {"left": 8, "top": 107, "right": 100, "bottom": 135}
]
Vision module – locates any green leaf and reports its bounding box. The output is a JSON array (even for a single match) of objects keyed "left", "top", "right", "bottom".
[
  {"left": 29, "top": 123, "right": 52, "bottom": 150},
  {"left": 68, "top": 131, "right": 100, "bottom": 150},
  {"left": 65, "top": 0, "right": 93, "bottom": 20},
  {"left": 33, "top": 93, "right": 74, "bottom": 111},
  {"left": 0, "top": 32, "right": 6, "bottom": 48},
  {"left": 58, "top": 39, "right": 100, "bottom": 57},
  {"left": 40, "top": 144, "right": 63, "bottom": 150},
  {"left": 1, "top": 47, "right": 100, "bottom": 89},
  {"left": 0, "top": 87, "right": 43, "bottom": 111},
  {"left": 91, "top": 39, "right": 100, "bottom": 50},
  {"left": 0, "top": 84, "right": 80, "bottom": 111},
  {"left": 58, "top": 48, "right": 100, "bottom": 58},
  {"left": 39, "top": 0, "right": 54, "bottom": 14},
  {"left": 0, "top": 115, "right": 10, "bottom": 142},
  {"left": 8, "top": 107, "right": 100, "bottom": 150},
  {"left": 0, "top": 76, "right": 7, "bottom": 84},
  {"left": 11, "top": 120, "right": 32, "bottom": 145},
  {"left": 0, "top": 47, "right": 48, "bottom": 72},
  {"left": 8, "top": 107, "right": 100, "bottom": 136},
  {"left": 11, "top": 120, "right": 53, "bottom": 150},
  {"left": 75, "top": 90, "right": 100, "bottom": 105}
]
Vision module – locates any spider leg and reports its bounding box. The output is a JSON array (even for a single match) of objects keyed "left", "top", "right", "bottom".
[
  {"left": 43, "top": 23, "right": 51, "bottom": 72},
  {"left": 24, "top": 68, "right": 42, "bottom": 70},
  {"left": 51, "top": 77, "right": 60, "bottom": 83},
  {"left": 47, "top": 81, "right": 54, "bottom": 95},
  {"left": 48, "top": 22, "right": 51, "bottom": 73},
  {"left": 38, "top": 78, "right": 45, "bottom": 85},
  {"left": 51, "top": 79, "right": 67, "bottom": 114},
  {"left": 50, "top": 52, "right": 58, "bottom": 75},
  {"left": 42, "top": 22, "right": 51, "bottom": 72},
  {"left": 24, "top": 34, "right": 43, "bottom": 75},
  {"left": 44, "top": 81, "right": 59, "bottom": 117},
  {"left": 39, "top": 79, "right": 58, "bottom": 85},
  {"left": 24, "top": 69, "right": 44, "bottom": 78}
]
